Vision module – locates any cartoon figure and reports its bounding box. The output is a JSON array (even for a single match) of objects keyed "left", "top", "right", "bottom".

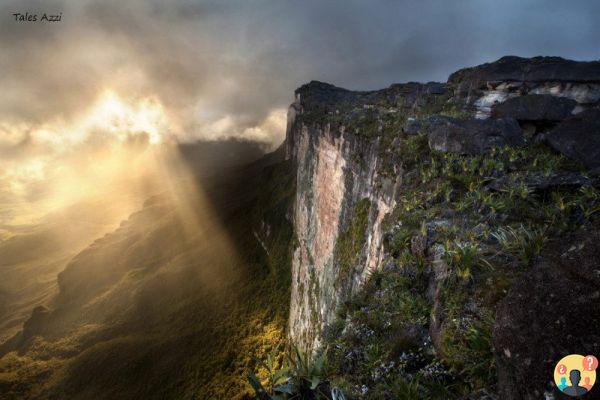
[
  {"left": 558, "top": 377, "right": 568, "bottom": 391},
  {"left": 554, "top": 354, "right": 597, "bottom": 397},
  {"left": 563, "top": 370, "right": 588, "bottom": 396}
]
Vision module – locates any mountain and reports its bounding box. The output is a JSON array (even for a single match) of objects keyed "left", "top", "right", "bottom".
[
  {"left": 284, "top": 56, "right": 600, "bottom": 399},
  {"left": 0, "top": 140, "right": 295, "bottom": 399},
  {"left": 2, "top": 57, "right": 600, "bottom": 400}
]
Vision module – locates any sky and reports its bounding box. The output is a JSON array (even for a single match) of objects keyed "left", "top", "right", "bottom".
[
  {"left": 1, "top": 0, "right": 599, "bottom": 230},
  {"left": 2, "top": 0, "right": 600, "bottom": 142}
]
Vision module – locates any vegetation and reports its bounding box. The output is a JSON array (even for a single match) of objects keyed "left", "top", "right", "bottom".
[
  {"left": 316, "top": 130, "right": 599, "bottom": 398},
  {"left": 333, "top": 198, "right": 371, "bottom": 291},
  {"left": 0, "top": 158, "right": 296, "bottom": 400},
  {"left": 247, "top": 347, "right": 335, "bottom": 400}
]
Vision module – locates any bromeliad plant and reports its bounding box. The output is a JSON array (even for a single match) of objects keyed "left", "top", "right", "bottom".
[
  {"left": 248, "top": 347, "right": 344, "bottom": 400},
  {"left": 491, "top": 225, "right": 547, "bottom": 267},
  {"left": 248, "top": 352, "right": 293, "bottom": 399}
]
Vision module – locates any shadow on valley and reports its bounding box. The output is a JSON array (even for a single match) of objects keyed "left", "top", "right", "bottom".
[{"left": 0, "top": 140, "right": 295, "bottom": 399}]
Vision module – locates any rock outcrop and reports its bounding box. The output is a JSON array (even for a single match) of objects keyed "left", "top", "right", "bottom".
[
  {"left": 427, "top": 116, "right": 524, "bottom": 154},
  {"left": 285, "top": 80, "right": 455, "bottom": 351},
  {"left": 448, "top": 56, "right": 600, "bottom": 119},
  {"left": 546, "top": 108, "right": 600, "bottom": 170},
  {"left": 449, "top": 56, "right": 600, "bottom": 86},
  {"left": 491, "top": 94, "right": 577, "bottom": 122},
  {"left": 22, "top": 305, "right": 50, "bottom": 338},
  {"left": 286, "top": 84, "right": 400, "bottom": 351}
]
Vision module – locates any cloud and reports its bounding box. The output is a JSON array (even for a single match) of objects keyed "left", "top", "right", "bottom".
[
  {"left": 190, "top": 108, "right": 286, "bottom": 149},
  {"left": 1, "top": 0, "right": 600, "bottom": 144}
]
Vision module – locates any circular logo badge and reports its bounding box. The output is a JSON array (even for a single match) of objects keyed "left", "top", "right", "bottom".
[{"left": 554, "top": 354, "right": 598, "bottom": 397}]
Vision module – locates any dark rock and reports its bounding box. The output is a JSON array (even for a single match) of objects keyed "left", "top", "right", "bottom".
[
  {"left": 400, "top": 323, "right": 430, "bottom": 349},
  {"left": 295, "top": 80, "right": 357, "bottom": 110},
  {"left": 425, "top": 82, "right": 446, "bottom": 95},
  {"left": 546, "top": 108, "right": 600, "bottom": 170},
  {"left": 449, "top": 56, "right": 600, "bottom": 88},
  {"left": 427, "top": 116, "right": 524, "bottom": 154},
  {"left": 489, "top": 172, "right": 596, "bottom": 193},
  {"left": 294, "top": 80, "right": 446, "bottom": 114},
  {"left": 403, "top": 118, "right": 422, "bottom": 135},
  {"left": 491, "top": 94, "right": 577, "bottom": 122},
  {"left": 493, "top": 225, "right": 600, "bottom": 400}
]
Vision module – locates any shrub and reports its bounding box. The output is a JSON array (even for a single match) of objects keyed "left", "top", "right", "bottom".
[
  {"left": 248, "top": 347, "right": 343, "bottom": 400},
  {"left": 443, "top": 241, "right": 486, "bottom": 280},
  {"left": 491, "top": 225, "right": 547, "bottom": 267}
]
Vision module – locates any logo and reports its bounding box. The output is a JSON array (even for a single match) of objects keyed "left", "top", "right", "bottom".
[{"left": 554, "top": 354, "right": 598, "bottom": 397}]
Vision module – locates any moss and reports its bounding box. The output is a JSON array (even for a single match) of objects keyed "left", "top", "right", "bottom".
[
  {"left": 308, "top": 264, "right": 321, "bottom": 330},
  {"left": 333, "top": 198, "right": 372, "bottom": 291}
]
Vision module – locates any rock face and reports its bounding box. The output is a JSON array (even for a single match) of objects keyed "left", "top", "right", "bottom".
[
  {"left": 448, "top": 56, "right": 600, "bottom": 119},
  {"left": 449, "top": 56, "right": 600, "bottom": 86},
  {"left": 491, "top": 94, "right": 577, "bottom": 122},
  {"left": 427, "top": 116, "right": 524, "bottom": 154},
  {"left": 285, "top": 80, "right": 453, "bottom": 351},
  {"left": 546, "top": 108, "right": 600, "bottom": 170},
  {"left": 285, "top": 56, "right": 600, "bottom": 355},
  {"left": 493, "top": 226, "right": 600, "bottom": 400}
]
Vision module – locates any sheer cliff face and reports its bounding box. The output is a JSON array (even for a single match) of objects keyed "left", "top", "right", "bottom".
[
  {"left": 285, "top": 56, "right": 600, "bottom": 354},
  {"left": 286, "top": 108, "right": 395, "bottom": 351},
  {"left": 284, "top": 83, "right": 440, "bottom": 351}
]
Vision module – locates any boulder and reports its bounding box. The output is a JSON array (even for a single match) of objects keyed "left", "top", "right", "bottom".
[
  {"left": 491, "top": 94, "right": 577, "bottom": 122},
  {"left": 427, "top": 116, "right": 524, "bottom": 154},
  {"left": 403, "top": 118, "right": 422, "bottom": 135},
  {"left": 546, "top": 108, "right": 600, "bottom": 170},
  {"left": 493, "top": 225, "right": 600, "bottom": 399}
]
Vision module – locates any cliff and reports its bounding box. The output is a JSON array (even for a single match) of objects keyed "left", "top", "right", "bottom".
[
  {"left": 285, "top": 80, "right": 447, "bottom": 350},
  {"left": 284, "top": 56, "right": 600, "bottom": 398}
]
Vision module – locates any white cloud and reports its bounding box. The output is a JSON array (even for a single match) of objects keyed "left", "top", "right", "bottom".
[{"left": 194, "top": 108, "right": 287, "bottom": 150}]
